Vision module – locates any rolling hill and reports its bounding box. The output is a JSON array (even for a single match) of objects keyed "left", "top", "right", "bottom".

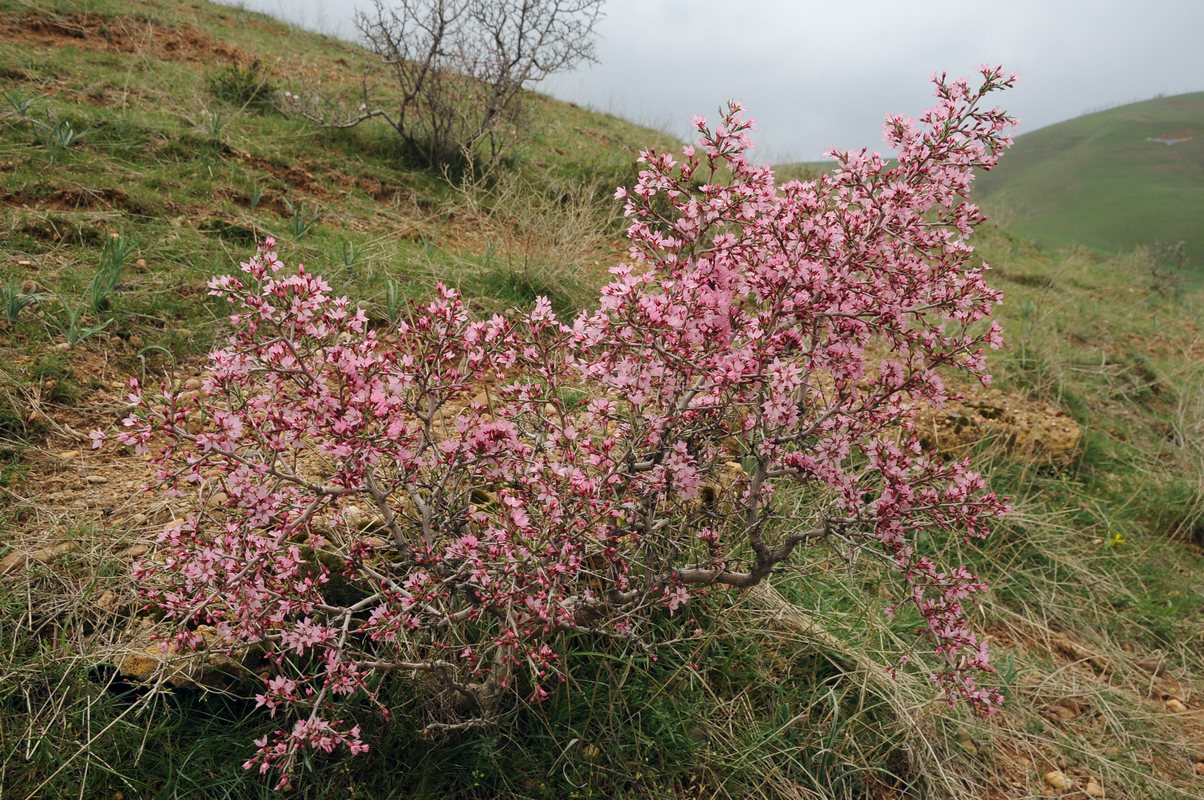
[{"left": 973, "top": 92, "right": 1204, "bottom": 263}]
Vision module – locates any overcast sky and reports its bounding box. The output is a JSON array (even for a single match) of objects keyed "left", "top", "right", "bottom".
[{"left": 224, "top": 0, "right": 1204, "bottom": 161}]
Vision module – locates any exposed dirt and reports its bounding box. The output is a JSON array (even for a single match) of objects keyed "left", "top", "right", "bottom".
[
  {"left": 355, "top": 174, "right": 415, "bottom": 204},
  {"left": 214, "top": 185, "right": 289, "bottom": 219},
  {"left": 0, "top": 12, "right": 246, "bottom": 65},
  {"left": 0, "top": 186, "right": 164, "bottom": 216},
  {"left": 219, "top": 144, "right": 334, "bottom": 200}
]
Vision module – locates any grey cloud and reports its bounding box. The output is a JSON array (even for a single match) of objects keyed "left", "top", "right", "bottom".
[{"left": 224, "top": 0, "right": 1204, "bottom": 160}]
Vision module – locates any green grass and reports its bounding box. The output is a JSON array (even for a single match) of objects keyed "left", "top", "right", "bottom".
[
  {"left": 0, "top": 0, "right": 670, "bottom": 363},
  {"left": 1, "top": 1, "right": 1203, "bottom": 799},
  {"left": 974, "top": 92, "right": 1204, "bottom": 265}
]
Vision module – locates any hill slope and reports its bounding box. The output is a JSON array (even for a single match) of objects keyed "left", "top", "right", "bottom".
[
  {"left": 974, "top": 92, "right": 1204, "bottom": 263},
  {"left": 1, "top": 3, "right": 1203, "bottom": 800},
  {"left": 0, "top": 0, "right": 675, "bottom": 335}
]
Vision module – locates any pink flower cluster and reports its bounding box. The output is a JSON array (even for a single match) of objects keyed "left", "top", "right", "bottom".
[{"left": 108, "top": 67, "right": 1015, "bottom": 786}]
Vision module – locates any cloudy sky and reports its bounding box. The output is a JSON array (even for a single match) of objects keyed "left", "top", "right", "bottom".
[{"left": 225, "top": 0, "right": 1204, "bottom": 161}]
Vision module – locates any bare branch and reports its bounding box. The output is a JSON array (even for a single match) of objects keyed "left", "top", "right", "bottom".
[{"left": 347, "top": 0, "right": 604, "bottom": 168}]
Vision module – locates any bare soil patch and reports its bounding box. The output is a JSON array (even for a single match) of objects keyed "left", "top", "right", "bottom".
[
  {"left": 2, "top": 186, "right": 149, "bottom": 215},
  {"left": 218, "top": 144, "right": 334, "bottom": 200},
  {"left": 0, "top": 12, "right": 246, "bottom": 65}
]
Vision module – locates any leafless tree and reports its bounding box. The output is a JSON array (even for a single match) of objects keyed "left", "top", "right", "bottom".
[{"left": 335, "top": 0, "right": 604, "bottom": 169}]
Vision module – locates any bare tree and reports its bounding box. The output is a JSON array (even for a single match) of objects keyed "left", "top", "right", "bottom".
[{"left": 341, "top": 0, "right": 604, "bottom": 169}]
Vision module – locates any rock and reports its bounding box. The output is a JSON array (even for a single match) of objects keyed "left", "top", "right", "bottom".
[
  {"left": 118, "top": 544, "right": 147, "bottom": 559},
  {"left": 915, "top": 389, "right": 1081, "bottom": 467},
  {"left": 1043, "top": 703, "right": 1077, "bottom": 723},
  {"left": 95, "top": 590, "right": 120, "bottom": 613},
  {"left": 0, "top": 541, "right": 77, "bottom": 575},
  {"left": 86, "top": 475, "right": 109, "bottom": 485},
  {"left": 1049, "top": 635, "right": 1110, "bottom": 672},
  {"left": 116, "top": 624, "right": 254, "bottom": 690},
  {"left": 57, "top": 449, "right": 81, "bottom": 462},
  {"left": 53, "top": 341, "right": 72, "bottom": 352},
  {"left": 1164, "top": 698, "right": 1188, "bottom": 713},
  {"left": 331, "top": 505, "right": 391, "bottom": 533},
  {"left": 183, "top": 377, "right": 203, "bottom": 391},
  {"left": 1084, "top": 778, "right": 1104, "bottom": 797},
  {"left": 957, "top": 738, "right": 978, "bottom": 756},
  {"left": 1156, "top": 673, "right": 1188, "bottom": 702},
  {"left": 1194, "top": 761, "right": 1204, "bottom": 776},
  {"left": 1043, "top": 770, "right": 1073, "bottom": 791}
]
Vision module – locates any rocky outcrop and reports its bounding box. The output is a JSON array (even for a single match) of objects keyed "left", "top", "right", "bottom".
[
  {"left": 115, "top": 623, "right": 258, "bottom": 690},
  {"left": 915, "top": 390, "right": 1081, "bottom": 467}
]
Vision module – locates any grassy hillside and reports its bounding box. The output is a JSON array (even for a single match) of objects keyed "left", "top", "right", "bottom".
[
  {"left": 773, "top": 160, "right": 836, "bottom": 183},
  {"left": 0, "top": 0, "right": 673, "bottom": 339},
  {"left": 1, "top": 2, "right": 1203, "bottom": 799},
  {"left": 974, "top": 92, "right": 1204, "bottom": 263}
]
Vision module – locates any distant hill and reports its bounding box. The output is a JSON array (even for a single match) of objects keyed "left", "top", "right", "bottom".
[
  {"left": 770, "top": 161, "right": 835, "bottom": 182},
  {"left": 973, "top": 92, "right": 1204, "bottom": 264}
]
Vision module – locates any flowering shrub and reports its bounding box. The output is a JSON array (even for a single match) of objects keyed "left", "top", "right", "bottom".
[{"left": 103, "top": 67, "right": 1015, "bottom": 786}]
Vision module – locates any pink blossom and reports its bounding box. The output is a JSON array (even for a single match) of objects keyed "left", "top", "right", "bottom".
[{"left": 106, "top": 67, "right": 1016, "bottom": 787}]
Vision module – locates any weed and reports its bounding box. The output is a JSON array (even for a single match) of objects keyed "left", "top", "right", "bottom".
[
  {"left": 1, "top": 282, "right": 42, "bottom": 323},
  {"left": 341, "top": 239, "right": 358, "bottom": 271},
  {"left": 480, "top": 266, "right": 575, "bottom": 317},
  {"left": 1165, "top": 370, "right": 1204, "bottom": 542},
  {"left": 248, "top": 174, "right": 264, "bottom": 211},
  {"left": 200, "top": 217, "right": 258, "bottom": 245},
  {"left": 445, "top": 170, "right": 611, "bottom": 314},
  {"left": 2, "top": 88, "right": 36, "bottom": 120},
  {"left": 384, "top": 276, "right": 408, "bottom": 325},
  {"left": 31, "top": 117, "right": 98, "bottom": 161},
  {"left": 200, "top": 107, "right": 226, "bottom": 139},
  {"left": 90, "top": 233, "right": 136, "bottom": 313},
  {"left": 47, "top": 300, "right": 113, "bottom": 347},
  {"left": 284, "top": 197, "right": 322, "bottom": 239},
  {"left": 208, "top": 59, "right": 277, "bottom": 109}
]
